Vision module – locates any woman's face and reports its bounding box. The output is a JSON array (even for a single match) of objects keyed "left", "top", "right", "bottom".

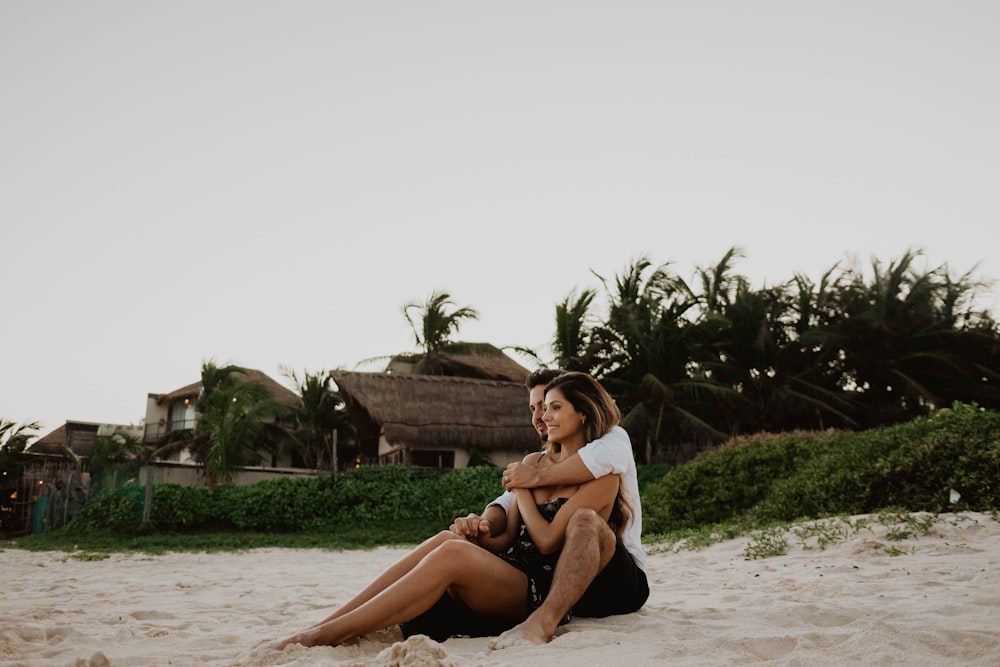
[{"left": 543, "top": 387, "right": 585, "bottom": 442}]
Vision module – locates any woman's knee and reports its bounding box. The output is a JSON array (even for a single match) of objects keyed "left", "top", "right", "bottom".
[
  {"left": 427, "top": 536, "right": 482, "bottom": 563},
  {"left": 422, "top": 538, "right": 498, "bottom": 581},
  {"left": 426, "top": 529, "right": 464, "bottom": 546}
]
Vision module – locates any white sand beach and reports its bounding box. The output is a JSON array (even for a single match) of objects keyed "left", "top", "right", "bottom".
[{"left": 3, "top": 512, "right": 999, "bottom": 667}]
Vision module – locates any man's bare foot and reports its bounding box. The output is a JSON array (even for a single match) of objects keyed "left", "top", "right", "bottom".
[{"left": 488, "top": 617, "right": 553, "bottom": 650}]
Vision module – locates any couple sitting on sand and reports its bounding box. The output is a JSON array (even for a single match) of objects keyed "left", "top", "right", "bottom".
[{"left": 274, "top": 369, "right": 649, "bottom": 650}]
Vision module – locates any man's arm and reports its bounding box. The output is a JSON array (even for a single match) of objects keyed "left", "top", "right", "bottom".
[
  {"left": 450, "top": 482, "right": 513, "bottom": 546},
  {"left": 481, "top": 503, "right": 508, "bottom": 536},
  {"left": 504, "top": 452, "right": 593, "bottom": 490},
  {"left": 504, "top": 425, "right": 633, "bottom": 490}
]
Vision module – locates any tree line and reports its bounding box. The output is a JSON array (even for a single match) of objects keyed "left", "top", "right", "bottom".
[
  {"left": 3, "top": 246, "right": 998, "bottom": 476},
  {"left": 541, "top": 248, "right": 999, "bottom": 462}
]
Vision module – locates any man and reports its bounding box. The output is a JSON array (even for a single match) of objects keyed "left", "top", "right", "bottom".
[{"left": 451, "top": 368, "right": 648, "bottom": 647}]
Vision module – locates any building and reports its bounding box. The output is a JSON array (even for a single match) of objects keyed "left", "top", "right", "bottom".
[
  {"left": 142, "top": 368, "right": 300, "bottom": 467},
  {"left": 331, "top": 371, "right": 539, "bottom": 469}
]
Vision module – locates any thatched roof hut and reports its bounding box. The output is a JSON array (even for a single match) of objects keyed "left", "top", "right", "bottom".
[
  {"left": 150, "top": 368, "right": 299, "bottom": 408},
  {"left": 386, "top": 343, "right": 530, "bottom": 383},
  {"left": 329, "top": 371, "right": 538, "bottom": 467}
]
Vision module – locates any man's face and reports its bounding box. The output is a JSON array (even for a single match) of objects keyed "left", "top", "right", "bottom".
[{"left": 528, "top": 384, "right": 548, "bottom": 442}]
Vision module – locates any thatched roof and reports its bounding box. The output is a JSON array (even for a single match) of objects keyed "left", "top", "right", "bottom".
[
  {"left": 388, "top": 343, "right": 530, "bottom": 383},
  {"left": 330, "top": 371, "right": 538, "bottom": 452},
  {"left": 150, "top": 369, "right": 299, "bottom": 408},
  {"left": 154, "top": 380, "right": 201, "bottom": 404}
]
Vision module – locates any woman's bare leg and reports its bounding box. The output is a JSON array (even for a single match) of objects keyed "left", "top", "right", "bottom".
[
  {"left": 304, "top": 531, "right": 464, "bottom": 629},
  {"left": 277, "top": 539, "right": 528, "bottom": 648}
]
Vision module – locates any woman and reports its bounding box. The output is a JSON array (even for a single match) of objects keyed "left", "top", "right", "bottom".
[{"left": 273, "top": 371, "right": 629, "bottom": 649}]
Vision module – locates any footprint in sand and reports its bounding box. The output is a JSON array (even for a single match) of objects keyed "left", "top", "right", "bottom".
[{"left": 73, "top": 651, "right": 111, "bottom": 667}]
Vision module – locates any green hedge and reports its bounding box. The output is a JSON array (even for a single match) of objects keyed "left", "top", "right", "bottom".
[
  {"left": 68, "top": 404, "right": 1000, "bottom": 538},
  {"left": 641, "top": 402, "right": 1000, "bottom": 533},
  {"left": 68, "top": 465, "right": 505, "bottom": 534}
]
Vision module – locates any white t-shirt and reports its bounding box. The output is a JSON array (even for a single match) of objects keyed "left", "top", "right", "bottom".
[{"left": 487, "top": 425, "right": 646, "bottom": 572}]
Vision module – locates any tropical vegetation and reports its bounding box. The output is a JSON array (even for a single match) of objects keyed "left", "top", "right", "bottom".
[
  {"left": 641, "top": 401, "right": 1000, "bottom": 533},
  {"left": 0, "top": 420, "right": 40, "bottom": 462},
  {"left": 7, "top": 402, "right": 998, "bottom": 556},
  {"left": 4, "top": 247, "right": 999, "bottom": 542},
  {"left": 546, "top": 248, "right": 1000, "bottom": 462},
  {"left": 154, "top": 361, "right": 356, "bottom": 486}
]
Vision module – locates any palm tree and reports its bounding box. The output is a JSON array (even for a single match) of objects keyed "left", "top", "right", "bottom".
[
  {"left": 1, "top": 421, "right": 40, "bottom": 535},
  {"left": 0, "top": 420, "right": 39, "bottom": 457},
  {"left": 552, "top": 288, "right": 599, "bottom": 372},
  {"left": 194, "top": 379, "right": 286, "bottom": 486},
  {"left": 693, "top": 246, "right": 745, "bottom": 315},
  {"left": 196, "top": 360, "right": 247, "bottom": 412},
  {"left": 285, "top": 368, "right": 356, "bottom": 472},
  {"left": 0, "top": 420, "right": 40, "bottom": 483},
  {"left": 170, "top": 360, "right": 290, "bottom": 487},
  {"left": 690, "top": 247, "right": 861, "bottom": 434},
  {"left": 590, "top": 257, "right": 731, "bottom": 462},
  {"left": 773, "top": 270, "right": 861, "bottom": 430},
  {"left": 829, "top": 249, "right": 980, "bottom": 427},
  {"left": 87, "top": 426, "right": 143, "bottom": 486},
  {"left": 403, "top": 290, "right": 480, "bottom": 354}
]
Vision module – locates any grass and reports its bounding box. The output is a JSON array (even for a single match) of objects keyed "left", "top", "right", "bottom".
[
  {"left": 2, "top": 519, "right": 443, "bottom": 555},
  {"left": 644, "top": 508, "right": 1000, "bottom": 561},
  {"left": 739, "top": 509, "right": 995, "bottom": 560}
]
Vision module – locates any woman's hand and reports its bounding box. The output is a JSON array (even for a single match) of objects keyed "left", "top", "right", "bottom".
[{"left": 450, "top": 513, "right": 493, "bottom": 546}]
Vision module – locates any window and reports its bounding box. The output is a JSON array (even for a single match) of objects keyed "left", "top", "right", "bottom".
[{"left": 410, "top": 450, "right": 455, "bottom": 469}]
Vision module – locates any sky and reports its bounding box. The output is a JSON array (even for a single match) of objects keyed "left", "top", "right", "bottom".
[{"left": 2, "top": 1, "right": 998, "bottom": 438}]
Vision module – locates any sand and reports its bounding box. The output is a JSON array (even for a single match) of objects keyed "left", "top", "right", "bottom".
[{"left": 2, "top": 511, "right": 999, "bottom": 667}]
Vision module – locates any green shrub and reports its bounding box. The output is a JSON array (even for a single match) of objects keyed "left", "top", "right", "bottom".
[
  {"left": 866, "top": 403, "right": 1000, "bottom": 510},
  {"left": 66, "top": 465, "right": 505, "bottom": 534},
  {"left": 426, "top": 466, "right": 504, "bottom": 522},
  {"left": 323, "top": 465, "right": 503, "bottom": 525},
  {"left": 69, "top": 484, "right": 144, "bottom": 531},
  {"left": 636, "top": 463, "right": 672, "bottom": 494},
  {"left": 203, "top": 483, "right": 244, "bottom": 528},
  {"left": 327, "top": 465, "right": 431, "bottom": 523},
  {"left": 643, "top": 403, "right": 1000, "bottom": 533},
  {"left": 148, "top": 484, "right": 212, "bottom": 530},
  {"left": 70, "top": 483, "right": 215, "bottom": 532},
  {"left": 71, "top": 404, "right": 1000, "bottom": 540},
  {"left": 227, "top": 476, "right": 330, "bottom": 531},
  {"left": 641, "top": 431, "right": 819, "bottom": 531}
]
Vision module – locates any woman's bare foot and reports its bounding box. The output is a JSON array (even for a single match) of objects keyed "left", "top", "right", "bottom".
[{"left": 271, "top": 628, "right": 321, "bottom": 650}]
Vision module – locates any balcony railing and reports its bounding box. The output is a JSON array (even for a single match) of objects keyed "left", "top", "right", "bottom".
[{"left": 143, "top": 419, "right": 196, "bottom": 443}]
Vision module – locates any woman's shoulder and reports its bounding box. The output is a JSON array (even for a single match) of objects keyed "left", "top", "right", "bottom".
[{"left": 522, "top": 450, "right": 547, "bottom": 466}]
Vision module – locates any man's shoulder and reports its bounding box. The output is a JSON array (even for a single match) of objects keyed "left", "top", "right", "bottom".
[
  {"left": 584, "top": 425, "right": 631, "bottom": 447},
  {"left": 580, "top": 426, "right": 638, "bottom": 473}
]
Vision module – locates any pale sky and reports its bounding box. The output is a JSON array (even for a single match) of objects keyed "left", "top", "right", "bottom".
[{"left": 3, "top": 1, "right": 998, "bottom": 438}]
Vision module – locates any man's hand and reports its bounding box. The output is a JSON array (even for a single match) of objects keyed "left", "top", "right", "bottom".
[
  {"left": 450, "top": 513, "right": 493, "bottom": 546},
  {"left": 503, "top": 461, "right": 542, "bottom": 490}
]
